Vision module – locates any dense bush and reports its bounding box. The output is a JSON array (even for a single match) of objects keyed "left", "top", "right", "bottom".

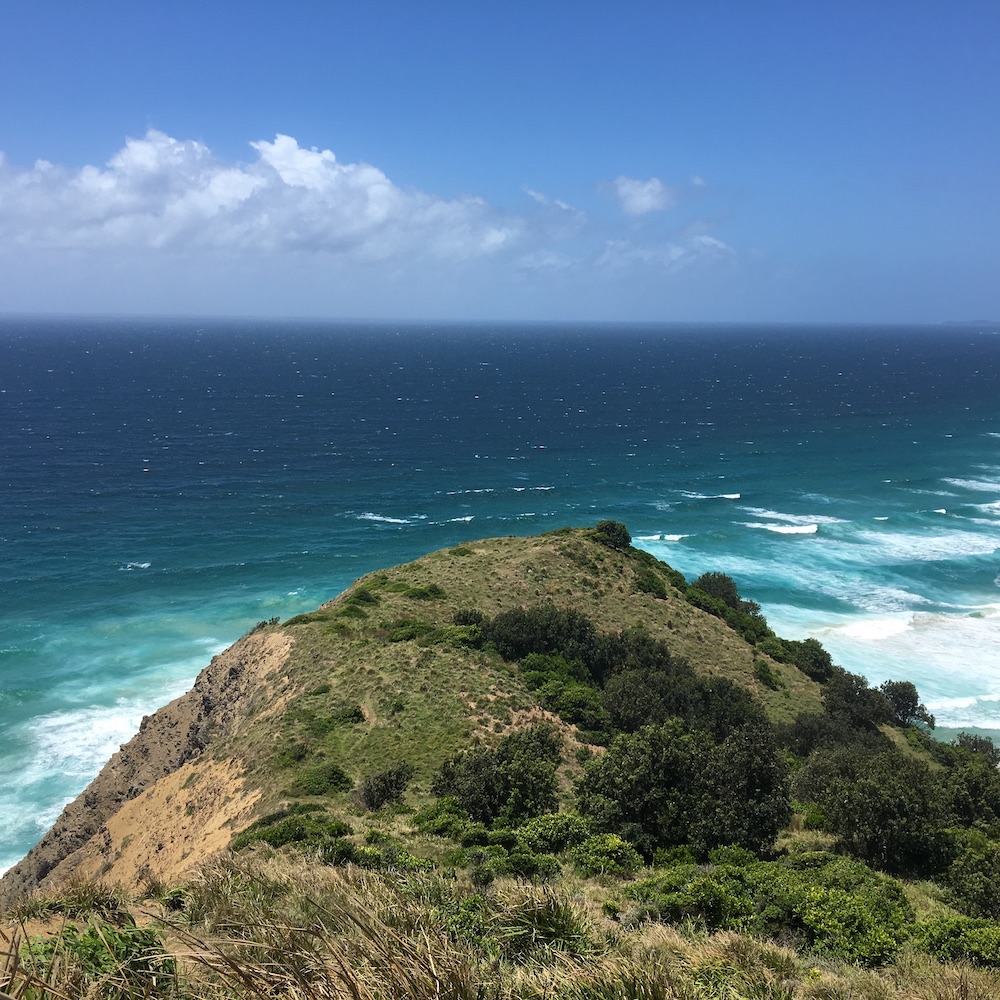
[
  {"left": 576, "top": 719, "right": 790, "bottom": 857},
  {"left": 358, "top": 761, "right": 415, "bottom": 811},
  {"left": 628, "top": 852, "right": 913, "bottom": 966},
  {"left": 232, "top": 807, "right": 352, "bottom": 851},
  {"left": 946, "top": 833, "right": 1000, "bottom": 918},
  {"left": 791, "top": 747, "right": 949, "bottom": 876},
  {"left": 594, "top": 519, "right": 632, "bottom": 550},
  {"left": 516, "top": 812, "right": 593, "bottom": 854},
  {"left": 635, "top": 568, "right": 667, "bottom": 598},
  {"left": 289, "top": 760, "right": 354, "bottom": 797},
  {"left": 879, "top": 679, "right": 935, "bottom": 728},
  {"left": 571, "top": 834, "right": 643, "bottom": 877},
  {"left": 912, "top": 915, "right": 1000, "bottom": 967},
  {"left": 431, "top": 726, "right": 562, "bottom": 825}
]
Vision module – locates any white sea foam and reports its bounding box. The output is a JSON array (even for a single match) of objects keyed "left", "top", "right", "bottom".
[
  {"left": 767, "top": 603, "right": 1000, "bottom": 729},
  {"left": 943, "top": 478, "right": 1000, "bottom": 492},
  {"left": 637, "top": 533, "right": 688, "bottom": 543},
  {"left": 448, "top": 516, "right": 474, "bottom": 522},
  {"left": 119, "top": 562, "right": 151, "bottom": 571},
  {"left": 743, "top": 522, "right": 819, "bottom": 535},
  {"left": 850, "top": 527, "right": 999, "bottom": 562},
  {"left": 741, "top": 507, "right": 845, "bottom": 526},
  {"left": 679, "top": 491, "right": 741, "bottom": 500},
  {"left": 357, "top": 512, "right": 411, "bottom": 524}
]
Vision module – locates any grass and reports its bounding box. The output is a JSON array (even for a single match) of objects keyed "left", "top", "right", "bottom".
[{"left": 8, "top": 857, "right": 1000, "bottom": 999}]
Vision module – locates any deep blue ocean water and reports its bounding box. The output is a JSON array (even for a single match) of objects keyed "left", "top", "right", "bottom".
[{"left": 3, "top": 316, "right": 1000, "bottom": 872}]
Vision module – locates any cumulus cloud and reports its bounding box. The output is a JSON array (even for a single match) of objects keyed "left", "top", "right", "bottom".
[
  {"left": 610, "top": 175, "right": 674, "bottom": 216},
  {"left": 0, "top": 130, "right": 522, "bottom": 260}
]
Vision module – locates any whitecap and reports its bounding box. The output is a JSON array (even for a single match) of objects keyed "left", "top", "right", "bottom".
[
  {"left": 942, "top": 478, "right": 1000, "bottom": 492},
  {"left": 448, "top": 516, "right": 474, "bottom": 523},
  {"left": 119, "top": 562, "right": 151, "bottom": 571},
  {"left": 741, "top": 507, "right": 845, "bottom": 526},
  {"left": 743, "top": 522, "right": 818, "bottom": 535},
  {"left": 850, "top": 528, "right": 999, "bottom": 562},
  {"left": 636, "top": 533, "right": 688, "bottom": 543},
  {"left": 357, "top": 512, "right": 411, "bottom": 524},
  {"left": 679, "top": 491, "right": 741, "bottom": 501}
]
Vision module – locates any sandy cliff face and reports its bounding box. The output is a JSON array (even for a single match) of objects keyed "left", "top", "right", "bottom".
[{"left": 0, "top": 629, "right": 292, "bottom": 910}]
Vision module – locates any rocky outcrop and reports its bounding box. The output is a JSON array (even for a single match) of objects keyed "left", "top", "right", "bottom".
[{"left": 0, "top": 629, "right": 292, "bottom": 910}]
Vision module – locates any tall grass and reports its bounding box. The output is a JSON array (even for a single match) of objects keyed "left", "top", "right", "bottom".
[{"left": 7, "top": 856, "right": 1000, "bottom": 999}]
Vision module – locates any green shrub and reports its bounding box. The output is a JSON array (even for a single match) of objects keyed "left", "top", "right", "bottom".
[
  {"left": 571, "top": 834, "right": 643, "bottom": 877},
  {"left": 386, "top": 618, "right": 436, "bottom": 642},
  {"left": 912, "top": 915, "right": 1000, "bottom": 966},
  {"left": 517, "top": 812, "right": 593, "bottom": 854},
  {"left": 754, "top": 658, "right": 782, "bottom": 690},
  {"left": 358, "top": 761, "right": 415, "bottom": 811},
  {"left": 404, "top": 583, "right": 447, "bottom": 600},
  {"left": 231, "top": 809, "right": 352, "bottom": 851},
  {"left": 413, "top": 797, "right": 472, "bottom": 840},
  {"left": 594, "top": 520, "right": 632, "bottom": 550},
  {"left": 635, "top": 568, "right": 667, "bottom": 599},
  {"left": 23, "top": 922, "right": 175, "bottom": 993},
  {"left": 289, "top": 760, "right": 353, "bottom": 796},
  {"left": 431, "top": 726, "right": 561, "bottom": 826}
]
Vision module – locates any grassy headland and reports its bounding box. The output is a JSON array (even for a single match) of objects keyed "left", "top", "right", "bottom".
[{"left": 3, "top": 522, "right": 1000, "bottom": 998}]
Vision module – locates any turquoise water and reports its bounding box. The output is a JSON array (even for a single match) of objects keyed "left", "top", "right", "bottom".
[{"left": 2, "top": 317, "right": 999, "bottom": 872}]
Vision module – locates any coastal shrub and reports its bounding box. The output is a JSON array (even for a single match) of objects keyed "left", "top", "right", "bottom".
[
  {"left": 945, "top": 833, "right": 1000, "bottom": 918},
  {"left": 480, "top": 604, "right": 599, "bottom": 670},
  {"left": 535, "top": 678, "right": 610, "bottom": 732},
  {"left": 791, "top": 747, "right": 948, "bottom": 876},
  {"left": 913, "top": 915, "right": 1000, "bottom": 967},
  {"left": 756, "top": 636, "right": 791, "bottom": 663},
  {"left": 784, "top": 637, "right": 836, "bottom": 681},
  {"left": 685, "top": 586, "right": 772, "bottom": 645},
  {"left": 821, "top": 669, "right": 893, "bottom": 729},
  {"left": 516, "top": 812, "right": 593, "bottom": 854},
  {"left": 231, "top": 809, "right": 351, "bottom": 851},
  {"left": 628, "top": 853, "right": 912, "bottom": 965},
  {"left": 358, "top": 761, "right": 415, "bottom": 811},
  {"left": 635, "top": 567, "right": 668, "bottom": 598},
  {"left": 577, "top": 719, "right": 790, "bottom": 858},
  {"left": 413, "top": 797, "right": 472, "bottom": 840},
  {"left": 628, "top": 863, "right": 755, "bottom": 931},
  {"left": 386, "top": 617, "right": 436, "bottom": 642},
  {"left": 22, "top": 922, "right": 175, "bottom": 994},
  {"left": 571, "top": 834, "right": 643, "bottom": 877},
  {"left": 289, "top": 760, "right": 353, "bottom": 797},
  {"left": 404, "top": 583, "right": 447, "bottom": 600},
  {"left": 431, "top": 726, "right": 561, "bottom": 825},
  {"left": 594, "top": 519, "right": 632, "bottom": 550},
  {"left": 954, "top": 731, "right": 1000, "bottom": 766},
  {"left": 754, "top": 657, "right": 782, "bottom": 690},
  {"left": 879, "top": 678, "right": 936, "bottom": 728}
]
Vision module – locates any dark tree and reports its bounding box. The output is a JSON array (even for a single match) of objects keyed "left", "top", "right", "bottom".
[
  {"left": 879, "top": 679, "right": 935, "bottom": 729},
  {"left": 822, "top": 670, "right": 893, "bottom": 729},
  {"left": 594, "top": 520, "right": 632, "bottom": 550},
  {"left": 576, "top": 719, "right": 789, "bottom": 857},
  {"left": 431, "top": 726, "right": 561, "bottom": 825}
]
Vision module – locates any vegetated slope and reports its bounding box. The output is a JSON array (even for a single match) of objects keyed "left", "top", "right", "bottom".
[
  {"left": 7, "top": 523, "right": 1000, "bottom": 996},
  {"left": 0, "top": 524, "right": 819, "bottom": 909}
]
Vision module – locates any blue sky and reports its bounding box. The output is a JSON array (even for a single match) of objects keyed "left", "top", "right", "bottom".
[{"left": 1, "top": 1, "right": 998, "bottom": 322}]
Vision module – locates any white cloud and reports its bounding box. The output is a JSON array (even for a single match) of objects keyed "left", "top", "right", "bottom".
[
  {"left": 0, "top": 130, "right": 522, "bottom": 260},
  {"left": 597, "top": 234, "right": 732, "bottom": 272},
  {"left": 610, "top": 175, "right": 674, "bottom": 216}
]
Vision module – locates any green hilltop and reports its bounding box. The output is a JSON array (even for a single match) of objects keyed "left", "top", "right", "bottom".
[{"left": 4, "top": 522, "right": 1000, "bottom": 999}]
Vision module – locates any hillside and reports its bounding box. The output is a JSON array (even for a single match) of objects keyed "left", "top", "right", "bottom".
[
  {"left": 1, "top": 524, "right": 818, "bottom": 907},
  {"left": 5, "top": 523, "right": 1000, "bottom": 999}
]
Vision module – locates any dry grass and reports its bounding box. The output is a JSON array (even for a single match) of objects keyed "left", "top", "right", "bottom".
[{"left": 9, "top": 855, "right": 1000, "bottom": 1000}]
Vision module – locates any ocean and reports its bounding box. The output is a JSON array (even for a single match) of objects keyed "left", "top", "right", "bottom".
[{"left": 2, "top": 316, "right": 999, "bottom": 873}]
